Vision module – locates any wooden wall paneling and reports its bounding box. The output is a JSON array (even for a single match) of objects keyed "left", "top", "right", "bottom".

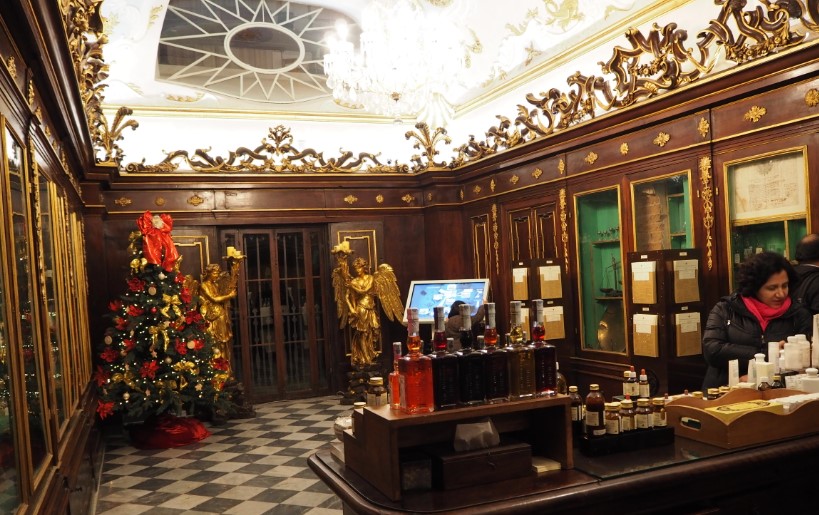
[
  {"left": 533, "top": 203, "right": 558, "bottom": 260},
  {"left": 508, "top": 207, "right": 532, "bottom": 262},
  {"left": 170, "top": 227, "right": 217, "bottom": 279},
  {"left": 422, "top": 207, "right": 466, "bottom": 280}
]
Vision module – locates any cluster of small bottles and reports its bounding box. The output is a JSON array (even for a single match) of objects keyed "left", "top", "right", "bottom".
[
  {"left": 579, "top": 382, "right": 668, "bottom": 437},
  {"left": 388, "top": 301, "right": 567, "bottom": 415}
]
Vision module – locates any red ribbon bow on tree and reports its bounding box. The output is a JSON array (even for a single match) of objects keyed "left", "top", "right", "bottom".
[{"left": 136, "top": 211, "right": 180, "bottom": 271}]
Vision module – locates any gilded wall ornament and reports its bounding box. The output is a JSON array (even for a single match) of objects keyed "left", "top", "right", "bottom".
[
  {"left": 344, "top": 195, "right": 358, "bottom": 205},
  {"left": 805, "top": 88, "right": 819, "bottom": 107},
  {"left": 509, "top": 175, "right": 519, "bottom": 185},
  {"left": 584, "top": 152, "right": 598, "bottom": 165},
  {"left": 653, "top": 132, "right": 671, "bottom": 147},
  {"left": 743, "top": 106, "right": 767, "bottom": 123},
  {"left": 459, "top": 188, "right": 464, "bottom": 201},
  {"left": 5, "top": 56, "right": 16, "bottom": 79},
  {"left": 376, "top": 194, "right": 384, "bottom": 204},
  {"left": 620, "top": 143, "right": 629, "bottom": 155},
  {"left": 35, "top": 107, "right": 42, "bottom": 122},
  {"left": 698, "top": 117, "right": 710, "bottom": 138},
  {"left": 28, "top": 79, "right": 35, "bottom": 105},
  {"left": 558, "top": 159, "right": 565, "bottom": 175},
  {"left": 187, "top": 194, "right": 205, "bottom": 206},
  {"left": 473, "top": 185, "right": 482, "bottom": 194},
  {"left": 114, "top": 196, "right": 132, "bottom": 207},
  {"left": 154, "top": 197, "right": 166, "bottom": 207},
  {"left": 492, "top": 204, "right": 500, "bottom": 275},
  {"left": 699, "top": 156, "right": 714, "bottom": 271},
  {"left": 532, "top": 168, "right": 543, "bottom": 179},
  {"left": 406, "top": 122, "right": 452, "bottom": 171},
  {"left": 426, "top": 192, "right": 432, "bottom": 202},
  {"left": 559, "top": 188, "right": 569, "bottom": 272},
  {"left": 401, "top": 194, "right": 415, "bottom": 204},
  {"left": 491, "top": 178, "right": 496, "bottom": 192}
]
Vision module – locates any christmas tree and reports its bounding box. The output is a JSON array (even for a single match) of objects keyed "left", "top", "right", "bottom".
[{"left": 94, "top": 211, "right": 230, "bottom": 425}]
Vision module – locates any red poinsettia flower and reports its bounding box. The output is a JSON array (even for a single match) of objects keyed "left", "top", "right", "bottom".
[
  {"left": 140, "top": 360, "right": 159, "bottom": 379},
  {"left": 108, "top": 299, "right": 123, "bottom": 312},
  {"left": 100, "top": 348, "right": 119, "bottom": 363},
  {"left": 126, "top": 305, "right": 144, "bottom": 317},
  {"left": 127, "top": 277, "right": 145, "bottom": 292},
  {"left": 97, "top": 400, "right": 115, "bottom": 419},
  {"left": 184, "top": 310, "right": 202, "bottom": 324},
  {"left": 93, "top": 365, "right": 110, "bottom": 386},
  {"left": 114, "top": 317, "right": 128, "bottom": 330},
  {"left": 179, "top": 288, "right": 192, "bottom": 304},
  {"left": 175, "top": 273, "right": 185, "bottom": 284},
  {"left": 175, "top": 339, "right": 187, "bottom": 356},
  {"left": 122, "top": 339, "right": 135, "bottom": 352},
  {"left": 192, "top": 339, "right": 205, "bottom": 351},
  {"left": 212, "top": 357, "right": 229, "bottom": 371}
]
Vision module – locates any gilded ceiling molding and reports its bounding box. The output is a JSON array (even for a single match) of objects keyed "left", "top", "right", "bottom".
[
  {"left": 699, "top": 156, "right": 714, "bottom": 271},
  {"left": 559, "top": 188, "right": 569, "bottom": 272},
  {"left": 97, "top": 106, "right": 139, "bottom": 165},
  {"left": 126, "top": 125, "right": 410, "bottom": 174},
  {"left": 406, "top": 123, "right": 453, "bottom": 170},
  {"left": 806, "top": 89, "right": 819, "bottom": 107}
]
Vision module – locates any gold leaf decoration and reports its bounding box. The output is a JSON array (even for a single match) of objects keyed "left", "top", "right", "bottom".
[
  {"left": 375, "top": 194, "right": 384, "bottom": 204},
  {"left": 743, "top": 106, "right": 767, "bottom": 123},
  {"left": 698, "top": 117, "right": 710, "bottom": 138},
  {"left": 154, "top": 197, "right": 166, "bottom": 207},
  {"left": 344, "top": 195, "right": 358, "bottom": 205},
  {"left": 5, "top": 56, "right": 16, "bottom": 79},
  {"left": 459, "top": 188, "right": 464, "bottom": 201},
  {"left": 28, "top": 79, "right": 35, "bottom": 105},
  {"left": 558, "top": 159, "right": 565, "bottom": 175},
  {"left": 584, "top": 152, "right": 598, "bottom": 165},
  {"left": 532, "top": 168, "right": 543, "bottom": 179},
  {"left": 401, "top": 194, "right": 415, "bottom": 204},
  {"left": 509, "top": 175, "right": 519, "bottom": 185},
  {"left": 492, "top": 204, "right": 500, "bottom": 275},
  {"left": 653, "top": 132, "right": 671, "bottom": 147},
  {"left": 699, "top": 156, "right": 714, "bottom": 271},
  {"left": 405, "top": 122, "right": 452, "bottom": 171},
  {"left": 114, "top": 197, "right": 132, "bottom": 207},
  {"left": 559, "top": 188, "right": 569, "bottom": 271},
  {"left": 490, "top": 178, "right": 496, "bottom": 192},
  {"left": 473, "top": 185, "right": 482, "bottom": 194},
  {"left": 426, "top": 192, "right": 432, "bottom": 202},
  {"left": 620, "top": 143, "right": 629, "bottom": 155},
  {"left": 35, "top": 107, "right": 42, "bottom": 121},
  {"left": 164, "top": 93, "right": 205, "bottom": 103},
  {"left": 805, "top": 89, "right": 819, "bottom": 107},
  {"left": 187, "top": 194, "right": 205, "bottom": 207}
]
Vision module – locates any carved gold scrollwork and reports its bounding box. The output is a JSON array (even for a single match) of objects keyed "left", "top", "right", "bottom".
[
  {"left": 806, "top": 89, "right": 819, "bottom": 107},
  {"left": 620, "top": 143, "right": 629, "bottom": 155},
  {"left": 743, "top": 106, "right": 767, "bottom": 123},
  {"left": 559, "top": 188, "right": 569, "bottom": 271},
  {"left": 491, "top": 178, "right": 496, "bottom": 192},
  {"left": 459, "top": 189, "right": 464, "bottom": 201},
  {"left": 187, "top": 194, "right": 205, "bottom": 207},
  {"left": 114, "top": 197, "right": 132, "bottom": 207},
  {"left": 509, "top": 175, "right": 519, "bottom": 185},
  {"left": 698, "top": 117, "right": 710, "bottom": 138},
  {"left": 28, "top": 80, "right": 35, "bottom": 105},
  {"left": 426, "top": 192, "right": 432, "bottom": 202},
  {"left": 344, "top": 195, "right": 358, "bottom": 205},
  {"left": 473, "top": 185, "right": 482, "bottom": 194},
  {"left": 492, "top": 204, "right": 500, "bottom": 275},
  {"left": 558, "top": 159, "right": 565, "bottom": 175},
  {"left": 406, "top": 122, "right": 452, "bottom": 170},
  {"left": 5, "top": 56, "right": 16, "bottom": 79},
  {"left": 699, "top": 156, "right": 714, "bottom": 271},
  {"left": 653, "top": 132, "right": 670, "bottom": 147},
  {"left": 376, "top": 195, "right": 384, "bottom": 204},
  {"left": 532, "top": 168, "right": 543, "bottom": 179},
  {"left": 401, "top": 194, "right": 415, "bottom": 204},
  {"left": 97, "top": 106, "right": 140, "bottom": 165},
  {"left": 584, "top": 152, "right": 598, "bottom": 165}
]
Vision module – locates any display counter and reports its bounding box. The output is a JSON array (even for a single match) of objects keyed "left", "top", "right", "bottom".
[{"left": 309, "top": 431, "right": 819, "bottom": 514}]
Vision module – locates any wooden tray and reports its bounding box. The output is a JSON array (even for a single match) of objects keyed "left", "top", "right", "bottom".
[{"left": 665, "top": 388, "right": 819, "bottom": 448}]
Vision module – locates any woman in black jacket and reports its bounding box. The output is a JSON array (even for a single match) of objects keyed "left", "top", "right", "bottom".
[{"left": 702, "top": 251, "right": 812, "bottom": 390}]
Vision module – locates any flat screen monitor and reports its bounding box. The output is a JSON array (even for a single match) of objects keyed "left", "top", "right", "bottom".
[{"left": 403, "top": 279, "right": 490, "bottom": 323}]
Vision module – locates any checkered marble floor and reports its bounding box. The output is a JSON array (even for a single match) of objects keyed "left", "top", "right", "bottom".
[{"left": 94, "top": 396, "right": 349, "bottom": 515}]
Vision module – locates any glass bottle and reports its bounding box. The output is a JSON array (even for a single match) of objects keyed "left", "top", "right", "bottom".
[
  {"left": 757, "top": 376, "right": 771, "bottom": 392},
  {"left": 389, "top": 341, "right": 402, "bottom": 410},
  {"left": 483, "top": 303, "right": 510, "bottom": 403},
  {"left": 605, "top": 402, "right": 621, "bottom": 435},
  {"left": 568, "top": 386, "right": 584, "bottom": 437},
  {"left": 431, "top": 311, "right": 460, "bottom": 410},
  {"left": 531, "top": 300, "right": 557, "bottom": 396},
  {"left": 651, "top": 397, "right": 667, "bottom": 427},
  {"left": 507, "top": 301, "right": 535, "bottom": 399},
  {"left": 432, "top": 305, "right": 447, "bottom": 353},
  {"left": 621, "top": 370, "right": 631, "bottom": 397},
  {"left": 706, "top": 388, "right": 720, "bottom": 400},
  {"left": 398, "top": 308, "right": 434, "bottom": 414},
  {"left": 770, "top": 374, "right": 784, "bottom": 389},
  {"left": 555, "top": 361, "right": 568, "bottom": 395},
  {"left": 626, "top": 366, "right": 639, "bottom": 398},
  {"left": 456, "top": 303, "right": 486, "bottom": 406},
  {"left": 366, "top": 377, "right": 388, "bottom": 407},
  {"left": 638, "top": 368, "right": 650, "bottom": 398},
  {"left": 635, "top": 398, "right": 652, "bottom": 430},
  {"left": 619, "top": 398, "right": 635, "bottom": 432},
  {"left": 585, "top": 384, "right": 606, "bottom": 438}
]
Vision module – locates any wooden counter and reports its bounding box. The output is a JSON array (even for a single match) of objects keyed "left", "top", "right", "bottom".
[{"left": 310, "top": 431, "right": 819, "bottom": 514}]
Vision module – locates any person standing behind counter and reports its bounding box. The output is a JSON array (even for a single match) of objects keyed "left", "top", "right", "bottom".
[
  {"left": 794, "top": 233, "right": 819, "bottom": 315},
  {"left": 702, "top": 251, "right": 812, "bottom": 390},
  {"left": 445, "top": 301, "right": 486, "bottom": 350}
]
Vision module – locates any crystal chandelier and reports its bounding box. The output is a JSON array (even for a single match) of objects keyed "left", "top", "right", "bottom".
[{"left": 323, "top": 0, "right": 469, "bottom": 128}]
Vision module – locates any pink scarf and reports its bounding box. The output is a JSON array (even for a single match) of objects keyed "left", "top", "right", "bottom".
[{"left": 741, "top": 295, "right": 791, "bottom": 332}]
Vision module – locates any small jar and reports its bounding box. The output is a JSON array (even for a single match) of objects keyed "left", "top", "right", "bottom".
[
  {"left": 604, "top": 402, "right": 621, "bottom": 435},
  {"left": 585, "top": 384, "right": 606, "bottom": 437},
  {"left": 651, "top": 397, "right": 667, "bottom": 427},
  {"left": 351, "top": 401, "right": 367, "bottom": 435},
  {"left": 619, "top": 399, "right": 635, "bottom": 432},
  {"left": 366, "top": 377, "right": 388, "bottom": 407},
  {"left": 635, "top": 398, "right": 652, "bottom": 430},
  {"left": 706, "top": 388, "right": 720, "bottom": 400},
  {"left": 718, "top": 386, "right": 730, "bottom": 396},
  {"left": 691, "top": 391, "right": 704, "bottom": 399}
]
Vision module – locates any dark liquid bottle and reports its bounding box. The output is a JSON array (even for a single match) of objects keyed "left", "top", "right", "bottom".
[
  {"left": 483, "top": 303, "right": 510, "bottom": 403},
  {"left": 585, "top": 384, "right": 606, "bottom": 437},
  {"left": 431, "top": 307, "right": 459, "bottom": 409},
  {"left": 507, "top": 301, "right": 535, "bottom": 399},
  {"left": 568, "top": 386, "right": 584, "bottom": 438},
  {"left": 457, "top": 303, "right": 486, "bottom": 406},
  {"left": 531, "top": 299, "right": 557, "bottom": 395}
]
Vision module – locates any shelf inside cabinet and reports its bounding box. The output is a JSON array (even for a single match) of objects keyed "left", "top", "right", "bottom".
[
  {"left": 591, "top": 239, "right": 620, "bottom": 246},
  {"left": 594, "top": 296, "right": 623, "bottom": 301}
]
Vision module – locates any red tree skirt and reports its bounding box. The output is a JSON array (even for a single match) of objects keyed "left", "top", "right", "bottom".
[{"left": 129, "top": 414, "right": 211, "bottom": 449}]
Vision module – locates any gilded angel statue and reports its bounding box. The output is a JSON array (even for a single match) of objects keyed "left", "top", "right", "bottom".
[{"left": 332, "top": 241, "right": 404, "bottom": 366}]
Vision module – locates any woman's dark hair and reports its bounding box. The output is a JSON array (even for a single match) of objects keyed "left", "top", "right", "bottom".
[
  {"left": 448, "top": 300, "right": 466, "bottom": 318},
  {"left": 737, "top": 251, "right": 799, "bottom": 298}
]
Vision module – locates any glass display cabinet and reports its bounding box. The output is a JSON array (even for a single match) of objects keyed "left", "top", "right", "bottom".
[
  {"left": 574, "top": 187, "right": 626, "bottom": 353},
  {"left": 631, "top": 171, "right": 692, "bottom": 251},
  {"left": 724, "top": 149, "right": 809, "bottom": 286}
]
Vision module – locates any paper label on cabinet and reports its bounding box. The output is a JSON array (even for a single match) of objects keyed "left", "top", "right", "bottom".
[
  {"left": 544, "top": 306, "right": 563, "bottom": 322},
  {"left": 513, "top": 268, "right": 527, "bottom": 281},
  {"left": 539, "top": 265, "right": 561, "bottom": 280},
  {"left": 674, "top": 259, "right": 698, "bottom": 272},
  {"left": 675, "top": 312, "right": 700, "bottom": 333},
  {"left": 633, "top": 314, "right": 658, "bottom": 333}
]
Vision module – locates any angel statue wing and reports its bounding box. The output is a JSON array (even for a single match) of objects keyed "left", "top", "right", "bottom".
[
  {"left": 183, "top": 274, "right": 200, "bottom": 307},
  {"left": 372, "top": 264, "right": 404, "bottom": 323}
]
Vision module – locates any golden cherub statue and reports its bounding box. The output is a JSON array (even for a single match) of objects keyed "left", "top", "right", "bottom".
[{"left": 331, "top": 241, "right": 403, "bottom": 366}]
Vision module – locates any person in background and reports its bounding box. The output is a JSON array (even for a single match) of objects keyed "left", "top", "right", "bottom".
[
  {"left": 702, "top": 251, "right": 812, "bottom": 390},
  {"left": 444, "top": 300, "right": 486, "bottom": 350},
  {"left": 794, "top": 233, "right": 819, "bottom": 315}
]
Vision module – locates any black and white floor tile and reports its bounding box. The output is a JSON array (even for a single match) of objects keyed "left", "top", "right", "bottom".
[{"left": 94, "top": 396, "right": 348, "bottom": 515}]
